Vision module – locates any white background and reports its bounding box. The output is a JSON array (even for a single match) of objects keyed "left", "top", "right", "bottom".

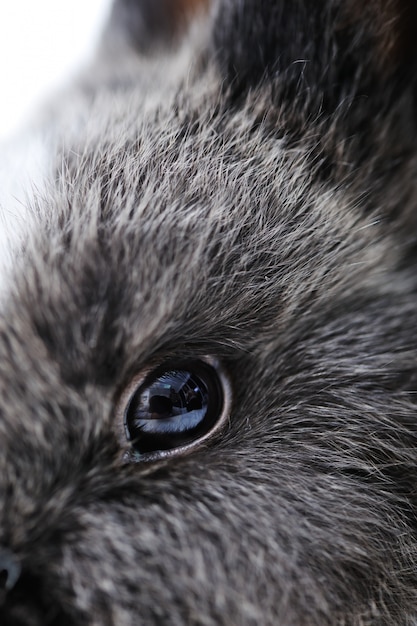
[{"left": 0, "top": 0, "right": 112, "bottom": 140}]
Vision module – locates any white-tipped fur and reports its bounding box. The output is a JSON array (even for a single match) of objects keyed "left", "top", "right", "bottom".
[{"left": 0, "top": 130, "right": 49, "bottom": 290}]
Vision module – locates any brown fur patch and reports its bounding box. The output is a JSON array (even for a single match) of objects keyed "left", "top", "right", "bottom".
[
  {"left": 171, "top": 0, "right": 210, "bottom": 26},
  {"left": 345, "top": 0, "right": 417, "bottom": 72}
]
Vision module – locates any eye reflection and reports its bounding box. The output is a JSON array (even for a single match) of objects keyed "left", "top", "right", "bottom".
[{"left": 133, "top": 370, "right": 208, "bottom": 434}]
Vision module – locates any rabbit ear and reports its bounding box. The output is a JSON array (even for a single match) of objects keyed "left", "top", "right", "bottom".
[
  {"left": 345, "top": 0, "right": 417, "bottom": 75},
  {"left": 213, "top": 0, "right": 417, "bottom": 112},
  {"left": 108, "top": 0, "right": 210, "bottom": 49}
]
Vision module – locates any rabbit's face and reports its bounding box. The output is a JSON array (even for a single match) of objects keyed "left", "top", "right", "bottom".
[{"left": 2, "top": 1, "right": 417, "bottom": 624}]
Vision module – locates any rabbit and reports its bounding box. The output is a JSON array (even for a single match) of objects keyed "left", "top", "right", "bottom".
[{"left": 2, "top": 0, "right": 417, "bottom": 623}]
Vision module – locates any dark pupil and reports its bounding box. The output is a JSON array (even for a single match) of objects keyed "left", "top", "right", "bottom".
[{"left": 125, "top": 368, "right": 214, "bottom": 454}]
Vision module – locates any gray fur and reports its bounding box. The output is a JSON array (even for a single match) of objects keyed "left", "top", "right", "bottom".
[{"left": 1, "top": 0, "right": 417, "bottom": 624}]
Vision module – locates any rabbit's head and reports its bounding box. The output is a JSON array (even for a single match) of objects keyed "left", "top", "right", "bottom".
[{"left": 1, "top": 1, "right": 417, "bottom": 624}]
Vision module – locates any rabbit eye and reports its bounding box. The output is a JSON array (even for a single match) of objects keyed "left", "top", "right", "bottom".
[{"left": 123, "top": 359, "right": 231, "bottom": 459}]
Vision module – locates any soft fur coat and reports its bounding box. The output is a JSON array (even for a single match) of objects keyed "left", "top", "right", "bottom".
[{"left": 1, "top": 0, "right": 417, "bottom": 624}]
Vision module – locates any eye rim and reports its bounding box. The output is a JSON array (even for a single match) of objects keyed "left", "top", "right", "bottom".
[{"left": 117, "top": 356, "right": 232, "bottom": 462}]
